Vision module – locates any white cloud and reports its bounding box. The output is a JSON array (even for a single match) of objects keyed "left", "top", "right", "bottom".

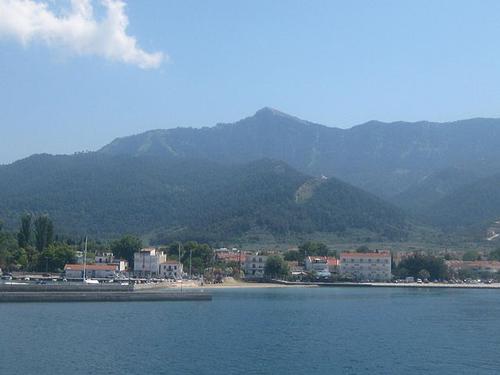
[{"left": 0, "top": 0, "right": 165, "bottom": 69}]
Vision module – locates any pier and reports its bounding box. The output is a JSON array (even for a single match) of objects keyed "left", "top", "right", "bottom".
[{"left": 0, "top": 283, "right": 212, "bottom": 302}]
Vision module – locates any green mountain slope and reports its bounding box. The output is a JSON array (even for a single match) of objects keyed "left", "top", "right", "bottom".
[
  {"left": 425, "top": 172, "right": 500, "bottom": 230},
  {"left": 99, "top": 108, "right": 500, "bottom": 198},
  {"left": 391, "top": 166, "right": 486, "bottom": 211},
  {"left": 0, "top": 154, "right": 409, "bottom": 242}
]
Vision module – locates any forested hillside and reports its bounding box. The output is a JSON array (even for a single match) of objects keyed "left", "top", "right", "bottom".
[
  {"left": 423, "top": 172, "right": 500, "bottom": 231},
  {"left": 0, "top": 154, "right": 409, "bottom": 242}
]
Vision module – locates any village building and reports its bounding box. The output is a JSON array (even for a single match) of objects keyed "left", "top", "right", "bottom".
[
  {"left": 304, "top": 256, "right": 331, "bottom": 278},
  {"left": 133, "top": 248, "right": 167, "bottom": 277},
  {"left": 339, "top": 252, "right": 392, "bottom": 281},
  {"left": 95, "top": 252, "right": 128, "bottom": 271},
  {"left": 215, "top": 251, "right": 246, "bottom": 265},
  {"left": 64, "top": 264, "right": 117, "bottom": 280},
  {"left": 159, "top": 261, "right": 184, "bottom": 279},
  {"left": 244, "top": 254, "right": 268, "bottom": 279},
  {"left": 95, "top": 252, "right": 114, "bottom": 264},
  {"left": 327, "top": 258, "right": 339, "bottom": 276}
]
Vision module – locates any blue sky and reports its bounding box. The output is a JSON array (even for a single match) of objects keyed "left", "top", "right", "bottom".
[{"left": 1, "top": 0, "right": 500, "bottom": 164}]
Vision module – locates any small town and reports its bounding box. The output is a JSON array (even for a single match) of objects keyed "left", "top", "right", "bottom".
[
  {"left": 3, "top": 1, "right": 500, "bottom": 373},
  {"left": 2, "top": 243, "right": 500, "bottom": 289}
]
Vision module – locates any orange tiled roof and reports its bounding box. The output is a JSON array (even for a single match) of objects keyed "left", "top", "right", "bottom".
[
  {"left": 64, "top": 264, "right": 116, "bottom": 271},
  {"left": 327, "top": 258, "right": 339, "bottom": 266}
]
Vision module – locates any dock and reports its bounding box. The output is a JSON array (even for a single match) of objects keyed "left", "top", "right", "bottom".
[{"left": 0, "top": 283, "right": 212, "bottom": 302}]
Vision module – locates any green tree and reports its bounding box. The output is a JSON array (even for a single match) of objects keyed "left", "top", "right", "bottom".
[
  {"left": 489, "top": 248, "right": 500, "bottom": 261},
  {"left": 0, "top": 220, "right": 22, "bottom": 271},
  {"left": 283, "top": 250, "right": 302, "bottom": 262},
  {"left": 17, "top": 213, "right": 33, "bottom": 248},
  {"left": 397, "top": 253, "right": 448, "bottom": 280},
  {"left": 38, "top": 243, "right": 76, "bottom": 272},
  {"left": 264, "top": 255, "right": 289, "bottom": 279},
  {"left": 110, "top": 235, "right": 142, "bottom": 266},
  {"left": 298, "top": 242, "right": 328, "bottom": 258},
  {"left": 356, "top": 245, "right": 371, "bottom": 253},
  {"left": 418, "top": 269, "right": 431, "bottom": 281},
  {"left": 393, "top": 267, "right": 409, "bottom": 278},
  {"left": 180, "top": 242, "right": 214, "bottom": 275},
  {"left": 34, "top": 215, "right": 54, "bottom": 252},
  {"left": 462, "top": 250, "right": 480, "bottom": 261}
]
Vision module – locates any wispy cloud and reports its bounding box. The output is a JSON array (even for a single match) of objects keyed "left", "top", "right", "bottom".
[{"left": 0, "top": 0, "right": 165, "bottom": 69}]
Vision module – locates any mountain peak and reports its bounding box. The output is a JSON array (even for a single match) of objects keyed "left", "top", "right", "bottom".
[
  {"left": 252, "top": 107, "right": 317, "bottom": 127},
  {"left": 254, "top": 107, "right": 289, "bottom": 117}
]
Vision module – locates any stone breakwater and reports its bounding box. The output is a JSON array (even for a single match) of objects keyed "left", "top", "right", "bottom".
[
  {"left": 0, "top": 283, "right": 212, "bottom": 302},
  {"left": 0, "top": 291, "right": 212, "bottom": 302}
]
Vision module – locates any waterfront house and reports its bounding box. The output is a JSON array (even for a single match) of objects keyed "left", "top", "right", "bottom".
[
  {"left": 133, "top": 248, "right": 167, "bottom": 277},
  {"left": 304, "top": 256, "right": 331, "bottom": 278},
  {"left": 64, "top": 264, "right": 117, "bottom": 280},
  {"left": 95, "top": 252, "right": 114, "bottom": 264},
  {"left": 340, "top": 252, "right": 392, "bottom": 281},
  {"left": 446, "top": 260, "right": 500, "bottom": 275},
  {"left": 244, "top": 254, "right": 268, "bottom": 279},
  {"left": 159, "top": 261, "right": 184, "bottom": 279},
  {"left": 95, "top": 253, "right": 128, "bottom": 271},
  {"left": 327, "top": 258, "right": 339, "bottom": 276}
]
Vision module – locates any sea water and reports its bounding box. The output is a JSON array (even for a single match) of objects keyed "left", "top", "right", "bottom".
[{"left": 1, "top": 287, "right": 499, "bottom": 374}]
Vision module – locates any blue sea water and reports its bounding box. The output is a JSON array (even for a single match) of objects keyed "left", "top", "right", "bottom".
[{"left": 1, "top": 287, "right": 500, "bottom": 374}]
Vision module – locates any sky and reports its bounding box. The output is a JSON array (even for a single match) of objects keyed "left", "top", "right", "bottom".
[{"left": 1, "top": 0, "right": 500, "bottom": 164}]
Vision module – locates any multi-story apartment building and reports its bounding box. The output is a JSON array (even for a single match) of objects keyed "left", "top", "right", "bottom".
[
  {"left": 339, "top": 252, "right": 392, "bottom": 281},
  {"left": 159, "top": 260, "right": 184, "bottom": 279},
  {"left": 244, "top": 254, "right": 268, "bottom": 279},
  {"left": 133, "top": 248, "right": 167, "bottom": 277}
]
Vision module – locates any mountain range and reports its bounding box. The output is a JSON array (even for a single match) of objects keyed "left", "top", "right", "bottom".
[
  {"left": 100, "top": 108, "right": 500, "bottom": 200},
  {"left": 3, "top": 107, "right": 500, "bottom": 242}
]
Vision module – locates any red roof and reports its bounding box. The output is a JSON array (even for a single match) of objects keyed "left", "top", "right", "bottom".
[
  {"left": 64, "top": 264, "right": 116, "bottom": 271},
  {"left": 216, "top": 253, "right": 244, "bottom": 262},
  {"left": 327, "top": 258, "right": 339, "bottom": 266}
]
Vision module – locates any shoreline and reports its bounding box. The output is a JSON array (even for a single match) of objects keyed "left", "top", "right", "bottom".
[{"left": 182, "top": 280, "right": 500, "bottom": 290}]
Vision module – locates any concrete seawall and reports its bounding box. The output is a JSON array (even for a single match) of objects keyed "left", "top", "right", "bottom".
[
  {"left": 0, "top": 291, "right": 212, "bottom": 303},
  {"left": 0, "top": 283, "right": 133, "bottom": 293}
]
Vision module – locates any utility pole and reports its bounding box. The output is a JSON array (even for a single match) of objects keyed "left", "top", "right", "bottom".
[
  {"left": 178, "top": 242, "right": 181, "bottom": 266},
  {"left": 189, "top": 248, "right": 192, "bottom": 279},
  {"left": 238, "top": 248, "right": 242, "bottom": 278},
  {"left": 83, "top": 236, "right": 88, "bottom": 282}
]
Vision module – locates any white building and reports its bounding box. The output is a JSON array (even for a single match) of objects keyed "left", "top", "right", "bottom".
[
  {"left": 244, "top": 254, "right": 268, "bottom": 279},
  {"left": 134, "top": 248, "right": 167, "bottom": 277},
  {"left": 159, "top": 261, "right": 184, "bottom": 279},
  {"left": 304, "top": 256, "right": 331, "bottom": 278},
  {"left": 64, "top": 264, "right": 117, "bottom": 279},
  {"left": 340, "top": 252, "right": 392, "bottom": 281},
  {"left": 95, "top": 253, "right": 128, "bottom": 272},
  {"left": 95, "top": 253, "right": 114, "bottom": 264}
]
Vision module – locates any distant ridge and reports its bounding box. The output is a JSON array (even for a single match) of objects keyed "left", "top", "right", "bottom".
[{"left": 99, "top": 108, "right": 500, "bottom": 199}]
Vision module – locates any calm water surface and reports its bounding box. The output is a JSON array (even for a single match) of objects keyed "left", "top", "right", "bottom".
[{"left": 1, "top": 287, "right": 500, "bottom": 374}]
